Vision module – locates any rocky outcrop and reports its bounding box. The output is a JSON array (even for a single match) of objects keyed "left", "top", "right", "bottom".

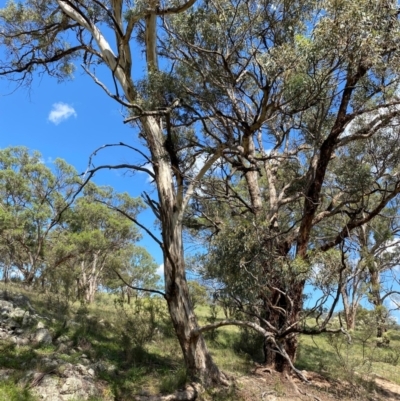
[
  {"left": 0, "top": 291, "right": 39, "bottom": 344},
  {"left": 0, "top": 290, "right": 112, "bottom": 401}
]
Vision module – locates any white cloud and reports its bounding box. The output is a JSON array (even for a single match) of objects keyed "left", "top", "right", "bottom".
[
  {"left": 143, "top": 162, "right": 155, "bottom": 183},
  {"left": 157, "top": 263, "right": 164, "bottom": 277},
  {"left": 48, "top": 102, "right": 77, "bottom": 125},
  {"left": 193, "top": 154, "right": 207, "bottom": 173},
  {"left": 388, "top": 297, "right": 400, "bottom": 310},
  {"left": 137, "top": 162, "right": 155, "bottom": 183},
  {"left": 39, "top": 156, "right": 54, "bottom": 164}
]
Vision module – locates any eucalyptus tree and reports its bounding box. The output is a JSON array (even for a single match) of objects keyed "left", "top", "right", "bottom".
[
  {"left": 103, "top": 245, "right": 160, "bottom": 303},
  {"left": 50, "top": 184, "right": 143, "bottom": 303},
  {"left": 162, "top": 0, "right": 400, "bottom": 371},
  {"left": 0, "top": 147, "right": 79, "bottom": 284},
  {"left": 0, "top": 0, "right": 226, "bottom": 384},
  {"left": 340, "top": 211, "right": 400, "bottom": 336}
]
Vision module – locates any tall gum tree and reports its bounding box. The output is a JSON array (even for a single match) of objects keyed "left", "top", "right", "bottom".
[
  {"left": 162, "top": 0, "right": 400, "bottom": 371},
  {"left": 0, "top": 0, "right": 226, "bottom": 385}
]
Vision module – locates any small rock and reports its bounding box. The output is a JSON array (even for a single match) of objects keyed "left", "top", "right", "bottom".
[
  {"left": 87, "top": 368, "right": 95, "bottom": 377},
  {"left": 55, "top": 335, "right": 70, "bottom": 345},
  {"left": 76, "top": 364, "right": 88, "bottom": 375},
  {"left": 31, "top": 375, "right": 61, "bottom": 401},
  {"left": 92, "top": 362, "right": 107, "bottom": 372},
  {"left": 41, "top": 357, "right": 59, "bottom": 370},
  {"left": 15, "top": 337, "right": 29, "bottom": 346},
  {"left": 107, "top": 364, "right": 117, "bottom": 374},
  {"left": 33, "top": 328, "right": 52, "bottom": 345},
  {"left": 60, "top": 377, "right": 83, "bottom": 394},
  {"left": 9, "top": 307, "right": 26, "bottom": 319},
  {"left": 11, "top": 336, "right": 19, "bottom": 344},
  {"left": 22, "top": 313, "right": 36, "bottom": 327},
  {"left": 37, "top": 321, "right": 46, "bottom": 329},
  {"left": 65, "top": 320, "right": 79, "bottom": 329},
  {"left": 57, "top": 343, "right": 69, "bottom": 354},
  {"left": 0, "top": 300, "right": 13, "bottom": 311}
]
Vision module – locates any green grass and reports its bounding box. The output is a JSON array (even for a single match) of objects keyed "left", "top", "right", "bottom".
[
  {"left": 0, "top": 381, "right": 37, "bottom": 401},
  {"left": 296, "top": 329, "right": 400, "bottom": 385},
  {"left": 1, "top": 281, "right": 400, "bottom": 400}
]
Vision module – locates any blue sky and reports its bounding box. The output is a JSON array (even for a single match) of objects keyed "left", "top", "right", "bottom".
[
  {"left": 0, "top": 73, "right": 166, "bottom": 269},
  {"left": 0, "top": 0, "right": 164, "bottom": 268}
]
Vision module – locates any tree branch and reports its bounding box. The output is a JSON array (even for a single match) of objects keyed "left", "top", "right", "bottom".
[
  {"left": 157, "top": 0, "right": 197, "bottom": 15},
  {"left": 113, "top": 269, "right": 166, "bottom": 298}
]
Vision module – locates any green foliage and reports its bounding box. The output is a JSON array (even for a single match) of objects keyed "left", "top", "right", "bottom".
[
  {"left": 0, "top": 0, "right": 80, "bottom": 81},
  {"left": 187, "top": 280, "right": 208, "bottom": 309},
  {"left": 0, "top": 146, "right": 80, "bottom": 283},
  {"left": 113, "top": 297, "right": 165, "bottom": 363},
  {"left": 46, "top": 183, "right": 144, "bottom": 303},
  {"left": 204, "top": 302, "right": 219, "bottom": 342},
  {"left": 105, "top": 245, "right": 160, "bottom": 299}
]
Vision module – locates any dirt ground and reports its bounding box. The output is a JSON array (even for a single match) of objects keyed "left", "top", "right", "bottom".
[
  {"left": 235, "top": 367, "right": 400, "bottom": 401},
  {"left": 132, "top": 368, "right": 400, "bottom": 401}
]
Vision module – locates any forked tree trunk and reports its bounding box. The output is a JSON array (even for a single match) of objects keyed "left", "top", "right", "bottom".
[
  {"left": 262, "top": 283, "right": 304, "bottom": 372},
  {"left": 242, "top": 135, "right": 302, "bottom": 373},
  {"left": 341, "top": 287, "right": 358, "bottom": 331}
]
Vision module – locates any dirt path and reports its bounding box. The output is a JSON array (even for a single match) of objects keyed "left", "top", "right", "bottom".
[{"left": 373, "top": 375, "right": 400, "bottom": 401}]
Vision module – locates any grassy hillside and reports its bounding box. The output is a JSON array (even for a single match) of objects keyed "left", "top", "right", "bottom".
[{"left": 0, "top": 282, "right": 399, "bottom": 401}]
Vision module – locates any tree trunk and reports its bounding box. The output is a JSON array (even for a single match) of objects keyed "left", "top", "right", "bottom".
[
  {"left": 263, "top": 282, "right": 304, "bottom": 372},
  {"left": 143, "top": 117, "right": 225, "bottom": 385},
  {"left": 84, "top": 277, "right": 97, "bottom": 304},
  {"left": 162, "top": 202, "right": 225, "bottom": 384},
  {"left": 3, "top": 264, "right": 10, "bottom": 283},
  {"left": 24, "top": 270, "right": 35, "bottom": 285},
  {"left": 369, "top": 270, "right": 386, "bottom": 338},
  {"left": 341, "top": 289, "right": 357, "bottom": 331},
  {"left": 346, "top": 311, "right": 356, "bottom": 331}
]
